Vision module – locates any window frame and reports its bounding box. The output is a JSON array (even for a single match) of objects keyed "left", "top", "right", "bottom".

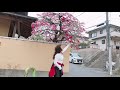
[
  {"left": 102, "top": 40, "right": 105, "bottom": 44},
  {"left": 100, "top": 30, "right": 103, "bottom": 34}
]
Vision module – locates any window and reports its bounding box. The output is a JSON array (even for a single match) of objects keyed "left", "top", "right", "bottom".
[
  {"left": 114, "top": 41, "right": 116, "bottom": 45},
  {"left": 92, "top": 33, "right": 94, "bottom": 37},
  {"left": 94, "top": 32, "right": 97, "bottom": 37},
  {"left": 92, "top": 32, "right": 97, "bottom": 37},
  {"left": 89, "top": 33, "right": 92, "bottom": 38},
  {"left": 93, "top": 41, "right": 96, "bottom": 44},
  {"left": 89, "top": 32, "right": 97, "bottom": 38},
  {"left": 100, "top": 30, "right": 103, "bottom": 34},
  {"left": 102, "top": 40, "right": 105, "bottom": 44}
]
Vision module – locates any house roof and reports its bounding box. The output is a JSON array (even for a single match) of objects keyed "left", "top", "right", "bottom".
[
  {"left": 0, "top": 12, "right": 37, "bottom": 21},
  {"left": 86, "top": 24, "right": 120, "bottom": 33},
  {"left": 0, "top": 12, "right": 38, "bottom": 38}
]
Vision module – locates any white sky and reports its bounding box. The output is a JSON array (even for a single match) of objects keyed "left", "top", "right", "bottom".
[{"left": 28, "top": 12, "right": 120, "bottom": 37}]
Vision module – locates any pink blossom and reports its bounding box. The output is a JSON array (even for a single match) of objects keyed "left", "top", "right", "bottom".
[
  {"left": 31, "top": 30, "right": 36, "bottom": 35},
  {"left": 51, "top": 24, "right": 56, "bottom": 30},
  {"left": 31, "top": 23, "right": 36, "bottom": 29},
  {"left": 30, "top": 12, "right": 85, "bottom": 43},
  {"left": 61, "top": 17, "right": 66, "bottom": 22},
  {"left": 69, "top": 36, "right": 72, "bottom": 39}
]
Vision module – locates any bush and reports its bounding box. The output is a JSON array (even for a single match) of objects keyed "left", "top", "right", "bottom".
[{"left": 78, "top": 43, "right": 89, "bottom": 49}]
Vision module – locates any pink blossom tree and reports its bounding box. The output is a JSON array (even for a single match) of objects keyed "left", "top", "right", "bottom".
[{"left": 29, "top": 12, "right": 85, "bottom": 43}]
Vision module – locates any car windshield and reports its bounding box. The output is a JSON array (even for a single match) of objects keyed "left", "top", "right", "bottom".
[{"left": 72, "top": 53, "right": 79, "bottom": 57}]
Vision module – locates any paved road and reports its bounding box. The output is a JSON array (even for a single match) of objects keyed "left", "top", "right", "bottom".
[
  {"left": 37, "top": 63, "right": 120, "bottom": 77},
  {"left": 0, "top": 63, "right": 119, "bottom": 77},
  {"left": 64, "top": 63, "right": 120, "bottom": 77},
  {"left": 35, "top": 63, "right": 120, "bottom": 77},
  {"left": 63, "top": 63, "right": 110, "bottom": 77}
]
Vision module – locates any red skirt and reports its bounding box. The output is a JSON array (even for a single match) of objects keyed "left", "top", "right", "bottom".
[
  {"left": 49, "top": 63, "right": 64, "bottom": 77},
  {"left": 49, "top": 64, "right": 55, "bottom": 77}
]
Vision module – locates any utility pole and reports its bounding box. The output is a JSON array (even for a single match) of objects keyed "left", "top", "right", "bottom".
[{"left": 106, "top": 12, "right": 112, "bottom": 75}]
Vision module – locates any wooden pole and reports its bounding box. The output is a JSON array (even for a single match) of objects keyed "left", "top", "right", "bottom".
[
  {"left": 12, "top": 21, "right": 17, "bottom": 37},
  {"left": 17, "top": 21, "right": 21, "bottom": 38}
]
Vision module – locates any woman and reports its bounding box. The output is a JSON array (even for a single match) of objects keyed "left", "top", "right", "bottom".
[{"left": 49, "top": 44, "right": 70, "bottom": 77}]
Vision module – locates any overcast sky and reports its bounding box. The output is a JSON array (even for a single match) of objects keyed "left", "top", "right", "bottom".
[{"left": 28, "top": 12, "right": 120, "bottom": 37}]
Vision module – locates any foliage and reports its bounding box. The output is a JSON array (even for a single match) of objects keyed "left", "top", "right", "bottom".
[
  {"left": 24, "top": 67, "right": 36, "bottom": 77},
  {"left": 29, "top": 12, "right": 85, "bottom": 44},
  {"left": 79, "top": 43, "right": 89, "bottom": 46}
]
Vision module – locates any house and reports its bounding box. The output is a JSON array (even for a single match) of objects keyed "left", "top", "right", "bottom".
[
  {"left": 0, "top": 12, "right": 37, "bottom": 38},
  {"left": 77, "top": 36, "right": 89, "bottom": 49},
  {"left": 87, "top": 24, "right": 120, "bottom": 51},
  {"left": 71, "top": 36, "right": 89, "bottom": 49},
  {"left": 78, "top": 36, "right": 89, "bottom": 43}
]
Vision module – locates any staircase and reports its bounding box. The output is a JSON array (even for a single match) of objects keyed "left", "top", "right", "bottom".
[
  {"left": 89, "top": 51, "right": 108, "bottom": 69},
  {"left": 85, "top": 51, "right": 104, "bottom": 67},
  {"left": 72, "top": 48, "right": 104, "bottom": 66},
  {"left": 90, "top": 49, "right": 120, "bottom": 71},
  {"left": 73, "top": 48, "right": 102, "bottom": 64},
  {"left": 83, "top": 50, "right": 101, "bottom": 63},
  {"left": 112, "top": 50, "right": 120, "bottom": 74}
]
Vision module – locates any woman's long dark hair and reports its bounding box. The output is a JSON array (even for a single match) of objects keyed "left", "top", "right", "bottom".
[{"left": 53, "top": 44, "right": 62, "bottom": 59}]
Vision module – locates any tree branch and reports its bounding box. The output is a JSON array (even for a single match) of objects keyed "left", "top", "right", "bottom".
[
  {"left": 59, "top": 37, "right": 65, "bottom": 41},
  {"left": 50, "top": 37, "right": 53, "bottom": 41}
]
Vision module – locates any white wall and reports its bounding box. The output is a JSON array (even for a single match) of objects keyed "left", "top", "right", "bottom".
[
  {"left": 96, "top": 28, "right": 106, "bottom": 38},
  {"left": 96, "top": 27, "right": 117, "bottom": 38},
  {"left": 89, "top": 26, "right": 120, "bottom": 50},
  {"left": 95, "top": 38, "right": 106, "bottom": 51},
  {"left": 89, "top": 27, "right": 120, "bottom": 39},
  {"left": 95, "top": 38, "right": 120, "bottom": 51}
]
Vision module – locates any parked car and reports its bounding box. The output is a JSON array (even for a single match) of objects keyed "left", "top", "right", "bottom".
[{"left": 69, "top": 52, "right": 83, "bottom": 64}]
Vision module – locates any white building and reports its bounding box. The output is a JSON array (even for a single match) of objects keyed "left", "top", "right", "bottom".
[{"left": 87, "top": 24, "right": 120, "bottom": 51}]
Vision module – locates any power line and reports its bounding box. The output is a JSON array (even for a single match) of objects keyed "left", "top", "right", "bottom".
[
  {"left": 83, "top": 12, "right": 120, "bottom": 32},
  {"left": 75, "top": 12, "right": 85, "bottom": 17},
  {"left": 85, "top": 18, "right": 119, "bottom": 30},
  {"left": 85, "top": 24, "right": 98, "bottom": 29},
  {"left": 85, "top": 21, "right": 106, "bottom": 29},
  {"left": 85, "top": 13, "right": 106, "bottom": 25}
]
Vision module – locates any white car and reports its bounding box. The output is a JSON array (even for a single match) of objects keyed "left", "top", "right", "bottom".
[{"left": 69, "top": 53, "right": 83, "bottom": 64}]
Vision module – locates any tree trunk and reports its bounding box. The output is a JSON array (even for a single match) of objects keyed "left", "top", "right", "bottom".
[
  {"left": 52, "top": 14, "right": 63, "bottom": 43},
  {"left": 53, "top": 31, "right": 58, "bottom": 43}
]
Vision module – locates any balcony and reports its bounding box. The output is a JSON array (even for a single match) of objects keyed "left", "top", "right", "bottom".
[{"left": 111, "top": 32, "right": 120, "bottom": 37}]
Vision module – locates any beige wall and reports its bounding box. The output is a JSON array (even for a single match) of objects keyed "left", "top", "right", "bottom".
[
  {"left": 0, "top": 18, "right": 10, "bottom": 36},
  {"left": 0, "top": 37, "right": 70, "bottom": 72}
]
